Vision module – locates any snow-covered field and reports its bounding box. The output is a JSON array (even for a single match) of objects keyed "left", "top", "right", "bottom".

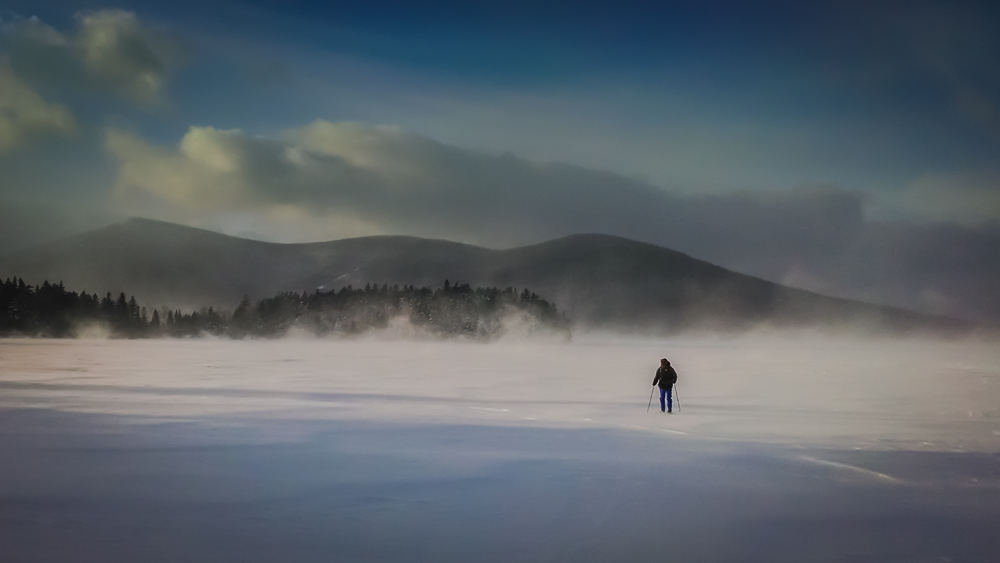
[{"left": 1, "top": 336, "right": 999, "bottom": 562}]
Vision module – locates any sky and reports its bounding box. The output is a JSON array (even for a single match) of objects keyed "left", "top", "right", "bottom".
[{"left": 0, "top": 0, "right": 998, "bottom": 321}]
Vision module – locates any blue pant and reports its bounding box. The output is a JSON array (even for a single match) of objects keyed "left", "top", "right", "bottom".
[{"left": 659, "top": 387, "right": 673, "bottom": 412}]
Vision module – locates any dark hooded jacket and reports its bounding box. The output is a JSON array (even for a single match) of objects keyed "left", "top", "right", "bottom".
[{"left": 653, "top": 365, "right": 678, "bottom": 389}]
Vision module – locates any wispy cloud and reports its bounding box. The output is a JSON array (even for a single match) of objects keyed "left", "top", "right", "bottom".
[
  {"left": 2, "top": 10, "right": 183, "bottom": 106},
  {"left": 0, "top": 65, "right": 77, "bottom": 151},
  {"left": 76, "top": 10, "right": 172, "bottom": 105}
]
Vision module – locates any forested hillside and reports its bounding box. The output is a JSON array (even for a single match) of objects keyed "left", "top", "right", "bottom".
[{"left": 0, "top": 278, "right": 565, "bottom": 340}]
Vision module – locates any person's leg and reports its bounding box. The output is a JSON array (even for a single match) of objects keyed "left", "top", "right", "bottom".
[
  {"left": 659, "top": 388, "right": 666, "bottom": 412},
  {"left": 666, "top": 387, "right": 673, "bottom": 412}
]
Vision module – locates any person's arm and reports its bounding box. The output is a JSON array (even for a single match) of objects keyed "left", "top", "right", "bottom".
[{"left": 652, "top": 368, "right": 661, "bottom": 386}]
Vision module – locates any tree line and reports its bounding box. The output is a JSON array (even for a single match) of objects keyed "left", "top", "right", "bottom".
[{"left": 0, "top": 277, "right": 567, "bottom": 339}]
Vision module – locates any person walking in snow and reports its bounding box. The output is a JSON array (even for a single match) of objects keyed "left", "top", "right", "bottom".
[{"left": 653, "top": 358, "right": 678, "bottom": 413}]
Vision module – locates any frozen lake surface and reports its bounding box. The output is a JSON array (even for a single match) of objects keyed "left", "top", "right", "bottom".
[{"left": 1, "top": 336, "right": 999, "bottom": 562}]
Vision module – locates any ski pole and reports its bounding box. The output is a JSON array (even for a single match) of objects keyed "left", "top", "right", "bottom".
[
  {"left": 646, "top": 386, "right": 655, "bottom": 413},
  {"left": 675, "top": 385, "right": 681, "bottom": 412}
]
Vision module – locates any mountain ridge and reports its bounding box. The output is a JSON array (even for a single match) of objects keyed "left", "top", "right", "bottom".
[{"left": 0, "top": 218, "right": 978, "bottom": 334}]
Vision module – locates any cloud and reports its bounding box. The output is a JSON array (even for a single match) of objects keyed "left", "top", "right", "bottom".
[
  {"left": 0, "top": 65, "right": 77, "bottom": 151},
  {"left": 106, "top": 120, "right": 676, "bottom": 243},
  {"left": 2, "top": 10, "right": 179, "bottom": 105},
  {"left": 107, "top": 120, "right": 868, "bottom": 251},
  {"left": 1, "top": 15, "right": 69, "bottom": 47},
  {"left": 75, "top": 10, "right": 172, "bottom": 105},
  {"left": 894, "top": 171, "right": 1000, "bottom": 225},
  {"left": 834, "top": 221, "right": 1000, "bottom": 323},
  {"left": 106, "top": 127, "right": 248, "bottom": 208},
  {"left": 105, "top": 125, "right": 387, "bottom": 240}
]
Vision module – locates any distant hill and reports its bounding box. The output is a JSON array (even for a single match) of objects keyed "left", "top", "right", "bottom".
[{"left": 0, "top": 218, "right": 977, "bottom": 334}]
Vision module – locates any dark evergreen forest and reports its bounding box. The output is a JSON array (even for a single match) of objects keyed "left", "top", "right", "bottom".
[{"left": 0, "top": 278, "right": 566, "bottom": 339}]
